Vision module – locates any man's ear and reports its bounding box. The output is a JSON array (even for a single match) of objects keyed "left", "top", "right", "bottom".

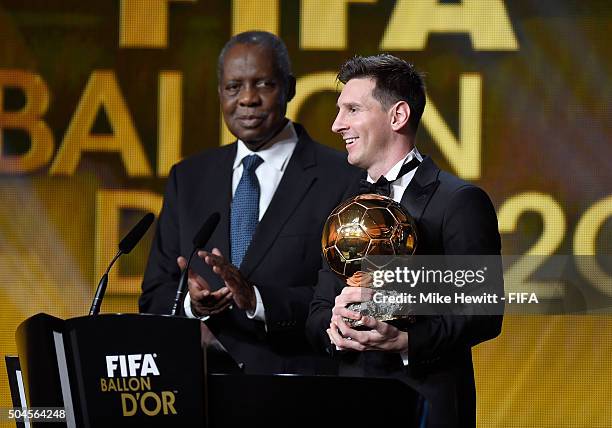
[
  {"left": 286, "top": 75, "right": 296, "bottom": 103},
  {"left": 390, "top": 101, "right": 411, "bottom": 132}
]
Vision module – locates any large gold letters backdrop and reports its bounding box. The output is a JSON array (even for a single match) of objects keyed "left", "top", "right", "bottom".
[{"left": 1, "top": 1, "right": 611, "bottom": 426}]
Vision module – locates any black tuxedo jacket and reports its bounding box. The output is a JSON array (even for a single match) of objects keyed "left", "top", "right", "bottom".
[
  {"left": 306, "top": 156, "right": 504, "bottom": 427},
  {"left": 139, "top": 124, "right": 360, "bottom": 374}
]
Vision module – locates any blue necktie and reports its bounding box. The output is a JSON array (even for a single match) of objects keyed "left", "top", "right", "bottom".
[{"left": 230, "top": 154, "right": 263, "bottom": 267}]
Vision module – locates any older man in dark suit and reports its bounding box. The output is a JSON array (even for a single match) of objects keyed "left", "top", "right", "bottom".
[
  {"left": 139, "top": 31, "right": 359, "bottom": 375},
  {"left": 306, "top": 54, "right": 504, "bottom": 427}
]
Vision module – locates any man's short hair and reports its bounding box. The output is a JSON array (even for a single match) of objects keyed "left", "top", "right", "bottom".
[
  {"left": 337, "top": 54, "right": 426, "bottom": 133},
  {"left": 217, "top": 31, "right": 293, "bottom": 96}
]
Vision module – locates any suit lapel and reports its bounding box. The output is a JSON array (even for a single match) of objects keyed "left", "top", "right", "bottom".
[
  {"left": 400, "top": 156, "right": 440, "bottom": 222},
  {"left": 202, "top": 144, "right": 235, "bottom": 258},
  {"left": 239, "top": 126, "right": 317, "bottom": 278}
]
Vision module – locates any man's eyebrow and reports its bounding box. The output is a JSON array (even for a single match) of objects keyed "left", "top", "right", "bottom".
[{"left": 337, "top": 101, "right": 359, "bottom": 109}]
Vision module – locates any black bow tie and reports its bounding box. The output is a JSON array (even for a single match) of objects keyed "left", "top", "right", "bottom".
[{"left": 359, "top": 157, "right": 421, "bottom": 197}]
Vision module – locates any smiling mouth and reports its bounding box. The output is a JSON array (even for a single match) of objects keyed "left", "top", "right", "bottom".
[{"left": 344, "top": 137, "right": 359, "bottom": 146}]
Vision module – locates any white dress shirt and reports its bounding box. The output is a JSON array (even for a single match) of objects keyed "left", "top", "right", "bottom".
[
  {"left": 360, "top": 146, "right": 423, "bottom": 365},
  {"left": 184, "top": 121, "right": 299, "bottom": 324}
]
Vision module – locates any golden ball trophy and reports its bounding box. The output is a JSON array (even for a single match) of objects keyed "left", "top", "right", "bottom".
[{"left": 322, "top": 194, "right": 418, "bottom": 327}]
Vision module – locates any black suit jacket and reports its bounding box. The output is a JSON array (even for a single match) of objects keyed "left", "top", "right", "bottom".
[
  {"left": 140, "top": 123, "right": 360, "bottom": 374},
  {"left": 306, "top": 156, "right": 504, "bottom": 427}
]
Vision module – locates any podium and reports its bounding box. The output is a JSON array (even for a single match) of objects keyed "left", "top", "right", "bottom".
[
  {"left": 16, "top": 313, "right": 205, "bottom": 427},
  {"left": 14, "top": 313, "right": 422, "bottom": 427}
]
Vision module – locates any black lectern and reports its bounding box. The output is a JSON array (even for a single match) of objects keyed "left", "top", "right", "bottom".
[
  {"left": 14, "top": 313, "right": 422, "bottom": 427},
  {"left": 16, "top": 313, "right": 205, "bottom": 427}
]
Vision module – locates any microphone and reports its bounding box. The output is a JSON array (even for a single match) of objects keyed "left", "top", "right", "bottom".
[
  {"left": 89, "top": 213, "right": 155, "bottom": 316},
  {"left": 119, "top": 213, "right": 156, "bottom": 254},
  {"left": 170, "top": 212, "right": 221, "bottom": 316}
]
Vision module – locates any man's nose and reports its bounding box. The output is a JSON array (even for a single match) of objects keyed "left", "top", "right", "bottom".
[
  {"left": 239, "top": 85, "right": 261, "bottom": 106},
  {"left": 331, "top": 111, "right": 346, "bottom": 134}
]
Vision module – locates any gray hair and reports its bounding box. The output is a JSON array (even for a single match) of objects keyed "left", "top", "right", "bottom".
[{"left": 217, "top": 31, "right": 293, "bottom": 93}]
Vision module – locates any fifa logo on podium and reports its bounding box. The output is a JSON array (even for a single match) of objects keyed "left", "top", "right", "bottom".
[
  {"left": 105, "top": 353, "right": 160, "bottom": 377},
  {"left": 101, "top": 353, "right": 177, "bottom": 417}
]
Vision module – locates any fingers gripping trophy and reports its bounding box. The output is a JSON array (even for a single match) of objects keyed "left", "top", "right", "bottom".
[{"left": 322, "top": 194, "right": 418, "bottom": 328}]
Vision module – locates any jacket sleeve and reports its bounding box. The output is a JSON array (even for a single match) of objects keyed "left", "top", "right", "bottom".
[
  {"left": 406, "top": 185, "right": 504, "bottom": 365},
  {"left": 305, "top": 264, "right": 346, "bottom": 355}
]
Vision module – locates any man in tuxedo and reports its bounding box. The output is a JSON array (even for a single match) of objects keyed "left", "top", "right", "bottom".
[
  {"left": 306, "top": 54, "right": 503, "bottom": 427},
  {"left": 139, "top": 31, "right": 358, "bottom": 374}
]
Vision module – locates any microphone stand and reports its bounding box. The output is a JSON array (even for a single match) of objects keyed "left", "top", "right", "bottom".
[
  {"left": 89, "top": 250, "right": 122, "bottom": 316},
  {"left": 170, "top": 250, "right": 196, "bottom": 316}
]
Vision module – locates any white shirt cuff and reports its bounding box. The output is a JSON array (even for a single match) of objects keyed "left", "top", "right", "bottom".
[
  {"left": 183, "top": 293, "right": 210, "bottom": 321},
  {"left": 246, "top": 286, "right": 267, "bottom": 325}
]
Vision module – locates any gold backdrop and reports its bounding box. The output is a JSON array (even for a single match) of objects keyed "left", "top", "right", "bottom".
[{"left": 1, "top": 1, "right": 611, "bottom": 426}]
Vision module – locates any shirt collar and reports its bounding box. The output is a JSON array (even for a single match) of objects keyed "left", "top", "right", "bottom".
[
  {"left": 233, "top": 121, "right": 298, "bottom": 172},
  {"left": 367, "top": 147, "right": 423, "bottom": 183}
]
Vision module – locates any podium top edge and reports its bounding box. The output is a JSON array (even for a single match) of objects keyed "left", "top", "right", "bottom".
[{"left": 19, "top": 312, "right": 201, "bottom": 327}]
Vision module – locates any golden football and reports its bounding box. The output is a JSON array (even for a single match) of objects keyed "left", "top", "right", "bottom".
[{"left": 322, "top": 193, "right": 418, "bottom": 280}]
